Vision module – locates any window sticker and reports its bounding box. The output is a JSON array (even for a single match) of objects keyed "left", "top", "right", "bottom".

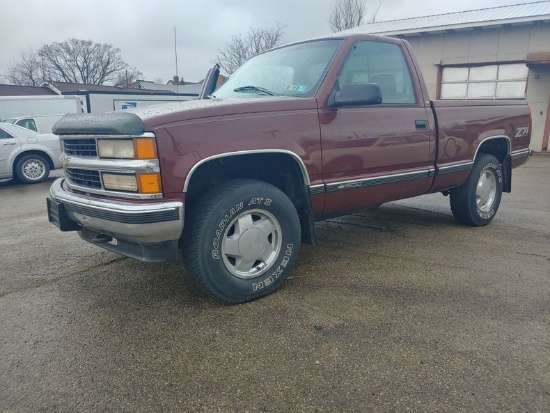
[{"left": 285, "top": 85, "right": 307, "bottom": 92}]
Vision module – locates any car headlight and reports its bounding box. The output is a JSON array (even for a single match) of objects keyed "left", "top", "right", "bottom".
[
  {"left": 102, "top": 173, "right": 138, "bottom": 191},
  {"left": 97, "top": 138, "right": 157, "bottom": 159},
  {"left": 98, "top": 139, "right": 134, "bottom": 159}
]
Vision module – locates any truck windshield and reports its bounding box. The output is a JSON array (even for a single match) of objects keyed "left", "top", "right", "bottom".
[{"left": 213, "top": 39, "right": 344, "bottom": 99}]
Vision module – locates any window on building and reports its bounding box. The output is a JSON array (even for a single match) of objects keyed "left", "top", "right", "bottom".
[{"left": 440, "top": 63, "right": 528, "bottom": 99}]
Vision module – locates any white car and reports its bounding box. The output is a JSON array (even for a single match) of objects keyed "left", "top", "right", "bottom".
[
  {"left": 3, "top": 114, "right": 65, "bottom": 134},
  {"left": 0, "top": 123, "right": 62, "bottom": 183}
]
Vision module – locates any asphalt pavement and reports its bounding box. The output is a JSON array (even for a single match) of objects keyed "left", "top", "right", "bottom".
[{"left": 1, "top": 157, "right": 549, "bottom": 412}]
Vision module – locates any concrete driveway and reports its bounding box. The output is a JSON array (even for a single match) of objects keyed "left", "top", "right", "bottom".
[{"left": 1, "top": 157, "right": 548, "bottom": 412}]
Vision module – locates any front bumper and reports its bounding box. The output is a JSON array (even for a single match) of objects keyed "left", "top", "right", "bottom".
[{"left": 47, "top": 178, "right": 184, "bottom": 262}]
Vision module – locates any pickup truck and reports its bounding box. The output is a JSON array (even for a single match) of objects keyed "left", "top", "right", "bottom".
[{"left": 47, "top": 34, "right": 532, "bottom": 303}]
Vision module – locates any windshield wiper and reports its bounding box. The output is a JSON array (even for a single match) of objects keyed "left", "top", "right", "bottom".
[{"left": 233, "top": 86, "right": 278, "bottom": 96}]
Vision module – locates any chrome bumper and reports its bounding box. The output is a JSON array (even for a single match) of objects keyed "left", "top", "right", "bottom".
[{"left": 48, "top": 178, "right": 184, "bottom": 262}]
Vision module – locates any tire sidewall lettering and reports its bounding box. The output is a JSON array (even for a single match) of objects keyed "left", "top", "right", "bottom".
[
  {"left": 206, "top": 192, "right": 298, "bottom": 296},
  {"left": 211, "top": 197, "right": 278, "bottom": 260},
  {"left": 252, "top": 243, "right": 294, "bottom": 292},
  {"left": 484, "top": 162, "right": 502, "bottom": 183},
  {"left": 184, "top": 179, "right": 301, "bottom": 303}
]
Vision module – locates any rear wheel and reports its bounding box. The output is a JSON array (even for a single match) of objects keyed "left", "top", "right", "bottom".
[
  {"left": 450, "top": 154, "right": 503, "bottom": 226},
  {"left": 15, "top": 154, "right": 50, "bottom": 184},
  {"left": 182, "top": 179, "right": 301, "bottom": 303}
]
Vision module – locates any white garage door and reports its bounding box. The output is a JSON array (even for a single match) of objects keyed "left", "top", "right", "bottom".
[{"left": 440, "top": 63, "right": 528, "bottom": 99}]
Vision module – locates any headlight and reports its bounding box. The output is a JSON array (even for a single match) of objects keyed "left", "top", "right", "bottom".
[
  {"left": 98, "top": 139, "right": 134, "bottom": 159},
  {"left": 97, "top": 138, "right": 157, "bottom": 159},
  {"left": 102, "top": 173, "right": 138, "bottom": 191}
]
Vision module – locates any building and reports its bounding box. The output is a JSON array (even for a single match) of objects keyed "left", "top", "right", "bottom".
[{"left": 342, "top": 1, "right": 550, "bottom": 152}]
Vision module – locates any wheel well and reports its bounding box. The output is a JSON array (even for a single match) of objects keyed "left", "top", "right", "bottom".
[
  {"left": 12, "top": 150, "right": 54, "bottom": 175},
  {"left": 475, "top": 137, "right": 511, "bottom": 193},
  {"left": 476, "top": 137, "right": 509, "bottom": 164},
  {"left": 185, "top": 153, "right": 316, "bottom": 244}
]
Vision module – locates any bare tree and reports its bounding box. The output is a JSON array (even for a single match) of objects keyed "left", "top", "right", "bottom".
[
  {"left": 4, "top": 50, "right": 47, "bottom": 86},
  {"left": 368, "top": 0, "right": 382, "bottom": 24},
  {"left": 329, "top": 0, "right": 381, "bottom": 32},
  {"left": 215, "top": 23, "right": 284, "bottom": 75},
  {"left": 113, "top": 67, "right": 144, "bottom": 88},
  {"left": 4, "top": 39, "right": 140, "bottom": 86},
  {"left": 37, "top": 39, "right": 130, "bottom": 85}
]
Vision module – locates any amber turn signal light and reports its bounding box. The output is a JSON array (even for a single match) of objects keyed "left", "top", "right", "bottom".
[
  {"left": 137, "top": 173, "right": 162, "bottom": 194},
  {"left": 134, "top": 138, "right": 157, "bottom": 159}
]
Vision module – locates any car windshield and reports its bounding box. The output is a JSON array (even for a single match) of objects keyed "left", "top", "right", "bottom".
[{"left": 213, "top": 39, "right": 344, "bottom": 99}]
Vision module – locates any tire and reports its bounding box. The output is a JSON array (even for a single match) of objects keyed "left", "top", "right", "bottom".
[
  {"left": 182, "top": 179, "right": 301, "bottom": 303},
  {"left": 450, "top": 154, "right": 503, "bottom": 226},
  {"left": 15, "top": 154, "right": 50, "bottom": 184}
]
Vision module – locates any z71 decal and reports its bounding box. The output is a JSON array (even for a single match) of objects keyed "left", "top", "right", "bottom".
[{"left": 515, "top": 126, "right": 530, "bottom": 138}]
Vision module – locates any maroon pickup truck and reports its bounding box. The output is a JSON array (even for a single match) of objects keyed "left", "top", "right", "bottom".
[{"left": 47, "top": 34, "right": 532, "bottom": 303}]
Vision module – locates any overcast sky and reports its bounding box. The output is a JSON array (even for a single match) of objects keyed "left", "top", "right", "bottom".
[{"left": 0, "top": 0, "right": 541, "bottom": 84}]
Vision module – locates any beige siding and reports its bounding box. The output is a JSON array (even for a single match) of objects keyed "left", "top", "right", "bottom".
[
  {"left": 526, "top": 67, "right": 550, "bottom": 151},
  {"left": 468, "top": 30, "right": 499, "bottom": 62},
  {"left": 496, "top": 27, "right": 531, "bottom": 61},
  {"left": 528, "top": 25, "right": 550, "bottom": 51}
]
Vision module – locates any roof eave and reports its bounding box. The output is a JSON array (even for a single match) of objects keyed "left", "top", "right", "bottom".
[{"left": 366, "top": 15, "right": 550, "bottom": 37}]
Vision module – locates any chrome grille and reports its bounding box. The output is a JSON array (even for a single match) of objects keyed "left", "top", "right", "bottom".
[
  {"left": 63, "top": 139, "right": 97, "bottom": 156},
  {"left": 66, "top": 168, "right": 102, "bottom": 189}
]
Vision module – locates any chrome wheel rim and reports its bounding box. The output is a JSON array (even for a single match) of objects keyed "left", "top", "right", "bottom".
[
  {"left": 221, "top": 209, "right": 282, "bottom": 279},
  {"left": 476, "top": 169, "right": 497, "bottom": 213},
  {"left": 22, "top": 159, "right": 46, "bottom": 180}
]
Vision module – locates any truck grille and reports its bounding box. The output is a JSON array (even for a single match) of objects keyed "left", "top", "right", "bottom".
[
  {"left": 66, "top": 168, "right": 102, "bottom": 189},
  {"left": 63, "top": 139, "right": 97, "bottom": 156}
]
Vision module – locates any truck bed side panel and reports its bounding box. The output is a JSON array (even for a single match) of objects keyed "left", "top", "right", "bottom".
[{"left": 430, "top": 99, "right": 531, "bottom": 192}]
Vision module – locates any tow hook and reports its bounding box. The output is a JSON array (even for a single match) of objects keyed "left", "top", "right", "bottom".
[{"left": 91, "top": 234, "right": 113, "bottom": 243}]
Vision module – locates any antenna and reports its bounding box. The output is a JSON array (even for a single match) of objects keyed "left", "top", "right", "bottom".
[{"left": 174, "top": 26, "right": 179, "bottom": 98}]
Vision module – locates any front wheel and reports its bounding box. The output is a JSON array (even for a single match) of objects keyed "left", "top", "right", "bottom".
[
  {"left": 182, "top": 179, "right": 301, "bottom": 303},
  {"left": 15, "top": 154, "right": 50, "bottom": 184},
  {"left": 450, "top": 154, "right": 503, "bottom": 226}
]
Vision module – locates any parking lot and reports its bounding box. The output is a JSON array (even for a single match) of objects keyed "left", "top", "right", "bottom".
[{"left": 1, "top": 156, "right": 549, "bottom": 412}]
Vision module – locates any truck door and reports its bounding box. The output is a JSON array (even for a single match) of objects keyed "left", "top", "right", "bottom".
[
  {"left": 0, "top": 127, "right": 21, "bottom": 177},
  {"left": 319, "top": 40, "right": 434, "bottom": 214}
]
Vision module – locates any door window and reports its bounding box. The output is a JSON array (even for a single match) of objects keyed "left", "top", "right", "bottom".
[
  {"left": 16, "top": 119, "right": 37, "bottom": 132},
  {"left": 339, "top": 41, "right": 417, "bottom": 104},
  {"left": 0, "top": 128, "right": 14, "bottom": 139}
]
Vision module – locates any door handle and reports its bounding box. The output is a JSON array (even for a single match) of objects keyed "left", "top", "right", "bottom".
[
  {"left": 415, "top": 120, "right": 428, "bottom": 130},
  {"left": 2, "top": 142, "right": 17, "bottom": 146}
]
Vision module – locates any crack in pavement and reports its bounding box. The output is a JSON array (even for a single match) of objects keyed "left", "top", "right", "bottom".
[{"left": 0, "top": 255, "right": 127, "bottom": 299}]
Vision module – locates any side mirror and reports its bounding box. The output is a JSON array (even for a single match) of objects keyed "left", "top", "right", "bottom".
[
  {"left": 199, "top": 64, "right": 220, "bottom": 99},
  {"left": 331, "top": 83, "right": 382, "bottom": 107}
]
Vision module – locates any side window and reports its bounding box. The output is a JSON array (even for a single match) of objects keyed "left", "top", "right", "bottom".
[
  {"left": 0, "top": 128, "right": 14, "bottom": 139},
  {"left": 16, "top": 119, "right": 37, "bottom": 132},
  {"left": 339, "top": 41, "right": 416, "bottom": 104}
]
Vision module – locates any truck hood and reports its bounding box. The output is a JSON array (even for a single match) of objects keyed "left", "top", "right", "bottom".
[
  {"left": 134, "top": 96, "right": 319, "bottom": 130},
  {"left": 53, "top": 97, "right": 318, "bottom": 136}
]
